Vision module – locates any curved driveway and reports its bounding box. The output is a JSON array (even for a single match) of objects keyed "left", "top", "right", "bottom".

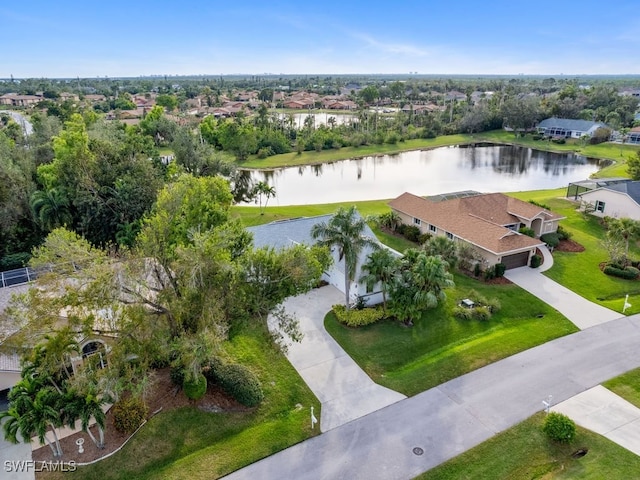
[{"left": 228, "top": 314, "right": 640, "bottom": 480}]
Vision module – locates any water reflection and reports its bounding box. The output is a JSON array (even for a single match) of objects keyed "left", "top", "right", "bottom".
[{"left": 240, "top": 145, "right": 601, "bottom": 206}]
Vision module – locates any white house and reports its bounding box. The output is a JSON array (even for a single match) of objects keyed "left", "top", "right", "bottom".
[
  {"left": 579, "top": 181, "right": 640, "bottom": 220},
  {"left": 537, "top": 118, "right": 608, "bottom": 139},
  {"left": 247, "top": 214, "right": 400, "bottom": 306}
]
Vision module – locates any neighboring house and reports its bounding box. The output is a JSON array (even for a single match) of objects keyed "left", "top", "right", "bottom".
[
  {"left": 247, "top": 214, "right": 400, "bottom": 306},
  {"left": 566, "top": 178, "right": 631, "bottom": 200},
  {"left": 389, "top": 192, "right": 564, "bottom": 269},
  {"left": 0, "top": 93, "right": 43, "bottom": 107},
  {"left": 579, "top": 181, "right": 640, "bottom": 220},
  {"left": 628, "top": 126, "right": 640, "bottom": 145},
  {"left": 0, "top": 351, "right": 20, "bottom": 392},
  {"left": 537, "top": 118, "right": 607, "bottom": 139}
]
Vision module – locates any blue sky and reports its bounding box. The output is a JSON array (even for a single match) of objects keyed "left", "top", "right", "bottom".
[{"left": 3, "top": 1, "right": 639, "bottom": 78}]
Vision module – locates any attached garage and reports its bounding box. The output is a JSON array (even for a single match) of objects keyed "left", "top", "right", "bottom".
[{"left": 501, "top": 251, "right": 530, "bottom": 270}]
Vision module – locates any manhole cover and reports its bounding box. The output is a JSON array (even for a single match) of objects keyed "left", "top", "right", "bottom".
[{"left": 413, "top": 447, "right": 424, "bottom": 456}]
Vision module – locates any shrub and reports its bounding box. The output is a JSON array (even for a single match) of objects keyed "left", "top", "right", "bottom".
[
  {"left": 528, "top": 199, "right": 551, "bottom": 210},
  {"left": 256, "top": 147, "right": 274, "bottom": 159},
  {"left": 532, "top": 134, "right": 543, "bottom": 140},
  {"left": 0, "top": 252, "right": 31, "bottom": 270},
  {"left": 530, "top": 254, "right": 542, "bottom": 268},
  {"left": 216, "top": 363, "right": 264, "bottom": 407},
  {"left": 484, "top": 266, "right": 496, "bottom": 280},
  {"left": 169, "top": 366, "right": 186, "bottom": 388},
  {"left": 543, "top": 412, "right": 576, "bottom": 443},
  {"left": 540, "top": 233, "right": 560, "bottom": 248},
  {"left": 332, "top": 304, "right": 384, "bottom": 327},
  {"left": 202, "top": 356, "right": 224, "bottom": 382},
  {"left": 402, "top": 225, "right": 421, "bottom": 243},
  {"left": 604, "top": 264, "right": 640, "bottom": 280},
  {"left": 551, "top": 137, "right": 566, "bottom": 144},
  {"left": 473, "top": 263, "right": 481, "bottom": 277},
  {"left": 183, "top": 373, "right": 207, "bottom": 400},
  {"left": 418, "top": 233, "right": 432, "bottom": 245},
  {"left": 453, "top": 305, "right": 492, "bottom": 321},
  {"left": 494, "top": 263, "right": 506, "bottom": 278},
  {"left": 113, "top": 397, "right": 148, "bottom": 434},
  {"left": 556, "top": 225, "right": 572, "bottom": 240},
  {"left": 519, "top": 227, "right": 535, "bottom": 237}
]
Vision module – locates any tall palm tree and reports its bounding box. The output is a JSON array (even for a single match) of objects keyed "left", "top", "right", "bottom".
[
  {"left": 30, "top": 188, "right": 72, "bottom": 231},
  {"left": 311, "top": 206, "right": 379, "bottom": 309},
  {"left": 65, "top": 390, "right": 107, "bottom": 449},
  {"left": 607, "top": 217, "right": 640, "bottom": 263},
  {"left": 253, "top": 181, "right": 276, "bottom": 215},
  {"left": 360, "top": 248, "right": 397, "bottom": 313}
]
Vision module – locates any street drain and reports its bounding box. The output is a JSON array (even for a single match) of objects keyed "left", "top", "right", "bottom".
[{"left": 413, "top": 447, "right": 424, "bottom": 456}]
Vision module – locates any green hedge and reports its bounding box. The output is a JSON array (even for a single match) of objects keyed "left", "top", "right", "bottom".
[
  {"left": 113, "top": 397, "right": 148, "bottom": 434},
  {"left": 332, "top": 304, "right": 385, "bottom": 327},
  {"left": 604, "top": 265, "right": 640, "bottom": 280},
  {"left": 540, "top": 233, "right": 560, "bottom": 248},
  {"left": 183, "top": 373, "right": 207, "bottom": 400},
  {"left": 216, "top": 363, "right": 264, "bottom": 407},
  {"left": 530, "top": 254, "right": 542, "bottom": 268}
]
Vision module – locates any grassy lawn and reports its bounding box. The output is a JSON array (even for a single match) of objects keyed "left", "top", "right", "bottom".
[
  {"left": 508, "top": 190, "right": 640, "bottom": 314},
  {"left": 603, "top": 368, "right": 640, "bottom": 409},
  {"left": 417, "top": 412, "right": 640, "bottom": 480},
  {"left": 325, "top": 272, "right": 577, "bottom": 397},
  {"left": 42, "top": 326, "right": 319, "bottom": 480}
]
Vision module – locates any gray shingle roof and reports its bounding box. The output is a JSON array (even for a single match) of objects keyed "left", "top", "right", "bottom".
[
  {"left": 537, "top": 117, "right": 605, "bottom": 132},
  {"left": 607, "top": 181, "right": 640, "bottom": 205},
  {"left": 247, "top": 213, "right": 378, "bottom": 250}
]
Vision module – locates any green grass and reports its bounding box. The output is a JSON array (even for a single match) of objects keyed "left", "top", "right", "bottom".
[
  {"left": 238, "top": 129, "right": 640, "bottom": 172},
  {"left": 43, "top": 326, "right": 320, "bottom": 480},
  {"left": 417, "top": 412, "right": 640, "bottom": 480},
  {"left": 325, "top": 273, "right": 577, "bottom": 396},
  {"left": 507, "top": 190, "right": 640, "bottom": 314},
  {"left": 603, "top": 368, "right": 640, "bottom": 409}
]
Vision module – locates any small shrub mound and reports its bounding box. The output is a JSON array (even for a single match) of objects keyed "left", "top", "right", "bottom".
[
  {"left": 170, "top": 366, "right": 186, "bottom": 388},
  {"left": 453, "top": 305, "right": 492, "bottom": 321},
  {"left": 530, "top": 254, "right": 542, "bottom": 268},
  {"left": 540, "top": 233, "right": 560, "bottom": 248},
  {"left": 543, "top": 412, "right": 576, "bottom": 443},
  {"left": 604, "top": 264, "right": 640, "bottom": 280},
  {"left": 113, "top": 397, "right": 148, "bottom": 434},
  {"left": 183, "top": 372, "right": 207, "bottom": 400},
  {"left": 216, "top": 363, "right": 264, "bottom": 407},
  {"left": 519, "top": 227, "right": 535, "bottom": 238},
  {"left": 556, "top": 225, "right": 572, "bottom": 240},
  {"left": 332, "top": 304, "right": 385, "bottom": 327}
]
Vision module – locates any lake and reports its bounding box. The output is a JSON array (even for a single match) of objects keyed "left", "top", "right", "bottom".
[{"left": 239, "top": 144, "right": 602, "bottom": 206}]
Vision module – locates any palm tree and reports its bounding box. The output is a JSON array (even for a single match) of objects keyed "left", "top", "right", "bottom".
[
  {"left": 422, "top": 235, "right": 459, "bottom": 269},
  {"left": 311, "top": 206, "right": 379, "bottom": 309},
  {"left": 607, "top": 217, "right": 640, "bottom": 263},
  {"left": 65, "top": 390, "right": 107, "bottom": 449},
  {"left": 253, "top": 181, "right": 276, "bottom": 215},
  {"left": 30, "top": 188, "right": 72, "bottom": 230},
  {"left": 360, "top": 248, "right": 397, "bottom": 314}
]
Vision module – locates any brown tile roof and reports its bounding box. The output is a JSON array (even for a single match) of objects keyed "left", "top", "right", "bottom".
[{"left": 389, "top": 192, "right": 555, "bottom": 255}]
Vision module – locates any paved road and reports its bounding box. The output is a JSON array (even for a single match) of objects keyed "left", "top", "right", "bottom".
[
  {"left": 271, "top": 286, "right": 405, "bottom": 431},
  {"left": 0, "top": 111, "right": 33, "bottom": 136},
  {"left": 224, "top": 314, "right": 640, "bottom": 479}
]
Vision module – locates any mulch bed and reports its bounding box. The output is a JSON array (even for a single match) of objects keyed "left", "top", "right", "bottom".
[
  {"left": 555, "top": 239, "right": 585, "bottom": 252},
  {"left": 32, "top": 368, "right": 246, "bottom": 465}
]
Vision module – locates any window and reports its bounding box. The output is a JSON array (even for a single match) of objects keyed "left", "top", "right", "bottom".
[
  {"left": 595, "top": 200, "right": 606, "bottom": 213},
  {"left": 506, "top": 224, "right": 518, "bottom": 231},
  {"left": 446, "top": 232, "right": 454, "bottom": 240},
  {"left": 413, "top": 218, "right": 421, "bottom": 226},
  {"left": 429, "top": 224, "right": 436, "bottom": 232}
]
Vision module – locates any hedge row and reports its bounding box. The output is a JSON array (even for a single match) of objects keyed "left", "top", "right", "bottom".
[
  {"left": 332, "top": 304, "right": 385, "bottom": 327},
  {"left": 604, "top": 265, "right": 640, "bottom": 280},
  {"left": 204, "top": 360, "right": 264, "bottom": 407}
]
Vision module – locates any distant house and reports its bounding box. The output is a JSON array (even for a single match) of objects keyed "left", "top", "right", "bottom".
[
  {"left": 628, "top": 126, "right": 640, "bottom": 145},
  {"left": 247, "top": 214, "right": 400, "bottom": 306},
  {"left": 283, "top": 100, "right": 308, "bottom": 109},
  {"left": 389, "top": 192, "right": 564, "bottom": 269},
  {"left": 578, "top": 181, "right": 640, "bottom": 221},
  {"left": 0, "top": 93, "right": 43, "bottom": 107},
  {"left": 537, "top": 118, "right": 607, "bottom": 139}
]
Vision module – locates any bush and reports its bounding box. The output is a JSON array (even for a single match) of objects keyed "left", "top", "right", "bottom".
[
  {"left": 473, "top": 263, "right": 481, "bottom": 277},
  {"left": 494, "top": 263, "right": 506, "bottom": 278},
  {"left": 519, "top": 227, "right": 535, "bottom": 237},
  {"left": 540, "top": 233, "right": 560, "bottom": 248},
  {"left": 418, "top": 233, "right": 432, "bottom": 245},
  {"left": 113, "top": 397, "right": 148, "bottom": 434},
  {"left": 256, "top": 147, "right": 274, "bottom": 159},
  {"left": 402, "top": 225, "right": 422, "bottom": 243},
  {"left": 216, "top": 363, "right": 264, "bottom": 407},
  {"left": 604, "top": 264, "right": 640, "bottom": 280},
  {"left": 484, "top": 266, "right": 496, "bottom": 280},
  {"left": 202, "top": 356, "right": 224, "bottom": 382},
  {"left": 332, "top": 304, "right": 384, "bottom": 327},
  {"left": 453, "top": 305, "right": 492, "bottom": 321},
  {"left": 556, "top": 225, "right": 572, "bottom": 240},
  {"left": 543, "top": 412, "right": 576, "bottom": 443},
  {"left": 551, "top": 137, "right": 566, "bottom": 144},
  {"left": 528, "top": 199, "right": 551, "bottom": 210},
  {"left": 530, "top": 254, "right": 542, "bottom": 268},
  {"left": 532, "top": 134, "right": 543, "bottom": 140},
  {"left": 183, "top": 373, "right": 207, "bottom": 400},
  {"left": 169, "top": 366, "right": 185, "bottom": 388},
  {"left": 0, "top": 252, "right": 31, "bottom": 270}
]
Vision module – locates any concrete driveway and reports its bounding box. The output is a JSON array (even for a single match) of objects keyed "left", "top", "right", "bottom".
[
  {"left": 552, "top": 385, "right": 640, "bottom": 456},
  {"left": 505, "top": 248, "right": 622, "bottom": 329},
  {"left": 270, "top": 286, "right": 406, "bottom": 431},
  {"left": 0, "top": 419, "right": 34, "bottom": 480}
]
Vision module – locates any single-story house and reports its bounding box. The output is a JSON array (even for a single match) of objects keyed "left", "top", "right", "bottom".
[
  {"left": 578, "top": 181, "right": 640, "bottom": 220},
  {"left": 628, "top": 126, "right": 640, "bottom": 145},
  {"left": 566, "top": 178, "right": 631, "bottom": 200},
  {"left": 247, "top": 214, "right": 400, "bottom": 306},
  {"left": 389, "top": 192, "right": 564, "bottom": 269},
  {"left": 537, "top": 118, "right": 607, "bottom": 139},
  {"left": 0, "top": 93, "right": 43, "bottom": 107}
]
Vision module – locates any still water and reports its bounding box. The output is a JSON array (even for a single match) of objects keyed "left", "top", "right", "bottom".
[{"left": 239, "top": 145, "right": 602, "bottom": 206}]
